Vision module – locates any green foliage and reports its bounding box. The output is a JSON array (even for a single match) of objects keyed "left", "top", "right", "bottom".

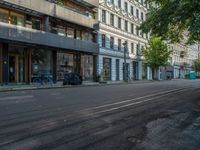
[
  {"left": 140, "top": 0, "right": 200, "bottom": 44},
  {"left": 142, "top": 36, "right": 172, "bottom": 69},
  {"left": 192, "top": 58, "right": 200, "bottom": 72}
]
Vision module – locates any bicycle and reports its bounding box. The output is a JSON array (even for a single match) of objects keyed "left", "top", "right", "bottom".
[{"left": 32, "top": 74, "right": 53, "bottom": 87}]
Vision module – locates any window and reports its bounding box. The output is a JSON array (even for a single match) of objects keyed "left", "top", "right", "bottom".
[
  {"left": 141, "top": 46, "right": 144, "bottom": 54},
  {"left": 141, "top": 0, "right": 144, "bottom": 5},
  {"left": 102, "top": 34, "right": 106, "bottom": 47},
  {"left": 131, "top": 6, "right": 134, "bottom": 15},
  {"left": 124, "top": 41, "right": 128, "bottom": 53},
  {"left": 136, "top": 44, "right": 140, "bottom": 55},
  {"left": 118, "top": 39, "right": 121, "bottom": 51},
  {"left": 125, "top": 20, "right": 128, "bottom": 32},
  {"left": 146, "top": 33, "right": 149, "bottom": 39},
  {"left": 89, "top": 33, "right": 94, "bottom": 42},
  {"left": 124, "top": 2, "right": 128, "bottom": 12},
  {"left": 83, "top": 31, "right": 90, "bottom": 41},
  {"left": 131, "top": 23, "right": 134, "bottom": 34},
  {"left": 136, "top": 26, "right": 139, "bottom": 36},
  {"left": 110, "top": 36, "right": 114, "bottom": 49},
  {"left": 0, "top": 8, "right": 9, "bottom": 23},
  {"left": 32, "top": 18, "right": 41, "bottom": 30},
  {"left": 141, "top": 33, "right": 144, "bottom": 38},
  {"left": 56, "top": 53, "right": 74, "bottom": 80},
  {"left": 118, "top": 17, "right": 121, "bottom": 29},
  {"left": 66, "top": 27, "right": 75, "bottom": 38},
  {"left": 57, "top": 25, "right": 66, "bottom": 36},
  {"left": 102, "top": 9, "right": 106, "bottom": 23},
  {"left": 145, "top": 1, "right": 148, "bottom": 8},
  {"left": 32, "top": 49, "right": 52, "bottom": 75},
  {"left": 118, "top": 0, "right": 121, "bottom": 8},
  {"left": 10, "top": 12, "right": 25, "bottom": 26},
  {"left": 136, "top": 9, "right": 139, "bottom": 19},
  {"left": 131, "top": 43, "right": 134, "bottom": 53},
  {"left": 141, "top": 12, "right": 144, "bottom": 21},
  {"left": 110, "top": 0, "right": 114, "bottom": 4},
  {"left": 103, "top": 58, "right": 111, "bottom": 81},
  {"left": 110, "top": 13, "right": 114, "bottom": 26},
  {"left": 81, "top": 55, "right": 94, "bottom": 81},
  {"left": 76, "top": 30, "right": 82, "bottom": 40}
]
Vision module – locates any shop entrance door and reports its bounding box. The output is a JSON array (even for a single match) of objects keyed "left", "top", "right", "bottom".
[{"left": 9, "top": 54, "right": 24, "bottom": 83}]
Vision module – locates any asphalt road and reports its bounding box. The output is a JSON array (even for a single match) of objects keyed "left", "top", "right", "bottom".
[{"left": 0, "top": 80, "right": 200, "bottom": 150}]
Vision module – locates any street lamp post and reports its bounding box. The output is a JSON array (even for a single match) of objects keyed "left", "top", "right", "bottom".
[{"left": 123, "top": 42, "right": 127, "bottom": 82}]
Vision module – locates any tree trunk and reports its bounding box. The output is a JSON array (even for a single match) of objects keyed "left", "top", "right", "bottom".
[
  {"left": 152, "top": 68, "right": 159, "bottom": 80},
  {"left": 152, "top": 68, "right": 155, "bottom": 80}
]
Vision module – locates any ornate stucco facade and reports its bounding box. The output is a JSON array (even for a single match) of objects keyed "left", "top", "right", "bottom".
[
  {"left": 97, "top": 0, "right": 151, "bottom": 81},
  {"left": 169, "top": 43, "right": 199, "bottom": 79}
]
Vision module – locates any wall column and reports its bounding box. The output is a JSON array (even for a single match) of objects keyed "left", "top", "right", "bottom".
[
  {"left": 24, "top": 48, "right": 32, "bottom": 84},
  {"left": 2, "top": 43, "right": 9, "bottom": 84},
  {"left": 44, "top": 16, "right": 49, "bottom": 32},
  {"left": 138, "top": 60, "right": 143, "bottom": 80},
  {"left": 52, "top": 50, "right": 57, "bottom": 83},
  {"left": 0, "top": 43, "right": 2, "bottom": 84}
]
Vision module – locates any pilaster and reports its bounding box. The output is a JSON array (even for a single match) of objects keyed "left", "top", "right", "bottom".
[
  {"left": 0, "top": 43, "right": 2, "bottom": 83},
  {"left": 2, "top": 43, "right": 8, "bottom": 84}
]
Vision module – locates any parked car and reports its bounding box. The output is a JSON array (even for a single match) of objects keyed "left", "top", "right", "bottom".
[{"left": 63, "top": 72, "right": 82, "bottom": 85}]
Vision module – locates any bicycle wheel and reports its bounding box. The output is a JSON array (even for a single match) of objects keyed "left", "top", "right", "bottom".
[
  {"left": 32, "top": 78, "right": 42, "bottom": 87},
  {"left": 43, "top": 77, "right": 53, "bottom": 87}
]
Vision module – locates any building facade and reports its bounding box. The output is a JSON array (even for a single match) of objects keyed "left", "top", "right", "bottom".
[
  {"left": 159, "top": 42, "right": 199, "bottom": 80},
  {"left": 0, "top": 0, "right": 99, "bottom": 84},
  {"left": 97, "top": 0, "right": 151, "bottom": 81},
  {"left": 170, "top": 43, "right": 199, "bottom": 79}
]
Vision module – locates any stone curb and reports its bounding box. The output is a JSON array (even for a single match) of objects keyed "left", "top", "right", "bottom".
[{"left": 0, "top": 80, "right": 164, "bottom": 92}]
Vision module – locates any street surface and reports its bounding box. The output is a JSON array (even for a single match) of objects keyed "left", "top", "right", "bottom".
[{"left": 0, "top": 80, "right": 200, "bottom": 150}]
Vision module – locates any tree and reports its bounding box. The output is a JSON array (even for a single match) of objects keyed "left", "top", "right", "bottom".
[
  {"left": 140, "top": 0, "right": 200, "bottom": 44},
  {"left": 142, "top": 36, "right": 172, "bottom": 80},
  {"left": 193, "top": 58, "right": 200, "bottom": 73}
]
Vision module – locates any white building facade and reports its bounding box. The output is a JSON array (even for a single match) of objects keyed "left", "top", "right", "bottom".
[
  {"left": 97, "top": 0, "right": 151, "bottom": 81},
  {"left": 170, "top": 43, "right": 199, "bottom": 79}
]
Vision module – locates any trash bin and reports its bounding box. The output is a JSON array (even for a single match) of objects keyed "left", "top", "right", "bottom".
[{"left": 189, "top": 71, "right": 196, "bottom": 80}]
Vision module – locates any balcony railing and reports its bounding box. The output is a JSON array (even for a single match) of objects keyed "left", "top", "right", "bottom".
[
  {"left": 1, "top": 0, "right": 97, "bottom": 29},
  {"left": 0, "top": 22, "right": 99, "bottom": 54}
]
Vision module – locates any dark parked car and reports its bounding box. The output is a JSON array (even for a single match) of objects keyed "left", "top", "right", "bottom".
[{"left": 63, "top": 72, "right": 82, "bottom": 85}]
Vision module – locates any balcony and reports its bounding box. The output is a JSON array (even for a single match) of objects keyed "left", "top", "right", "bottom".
[
  {"left": 0, "top": 0, "right": 54, "bottom": 15},
  {"left": 0, "top": 23, "right": 99, "bottom": 54},
  {"left": 55, "top": 5, "right": 97, "bottom": 29},
  {"left": 71, "top": 0, "right": 98, "bottom": 8},
  {"left": 83, "top": 0, "right": 98, "bottom": 7},
  {"left": 1, "top": 0, "right": 97, "bottom": 29}
]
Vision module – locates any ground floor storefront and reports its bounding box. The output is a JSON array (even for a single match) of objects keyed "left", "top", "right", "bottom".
[
  {"left": 0, "top": 42, "right": 96, "bottom": 84},
  {"left": 173, "top": 65, "right": 191, "bottom": 79},
  {"left": 97, "top": 55, "right": 150, "bottom": 81}
]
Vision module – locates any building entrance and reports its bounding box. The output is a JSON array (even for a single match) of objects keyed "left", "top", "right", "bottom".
[
  {"left": 8, "top": 46, "right": 28, "bottom": 83},
  {"left": 8, "top": 53, "right": 24, "bottom": 83}
]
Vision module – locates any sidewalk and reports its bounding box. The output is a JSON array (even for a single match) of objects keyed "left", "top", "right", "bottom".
[{"left": 0, "top": 80, "right": 155, "bottom": 92}]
